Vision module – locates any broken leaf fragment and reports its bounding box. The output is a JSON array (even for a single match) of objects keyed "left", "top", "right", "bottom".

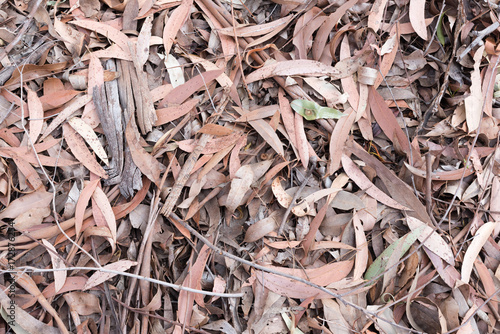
[{"left": 290, "top": 99, "right": 344, "bottom": 121}]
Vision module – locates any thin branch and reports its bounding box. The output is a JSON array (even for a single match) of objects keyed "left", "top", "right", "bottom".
[{"left": 5, "top": 266, "right": 244, "bottom": 298}]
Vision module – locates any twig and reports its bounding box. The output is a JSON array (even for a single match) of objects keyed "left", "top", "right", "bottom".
[
  {"left": 423, "top": 0, "right": 446, "bottom": 56},
  {"left": 5, "top": 266, "right": 244, "bottom": 298},
  {"left": 457, "top": 22, "right": 500, "bottom": 62}
]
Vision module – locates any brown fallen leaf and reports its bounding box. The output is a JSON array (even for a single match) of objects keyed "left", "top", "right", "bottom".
[
  {"left": 341, "top": 154, "right": 409, "bottom": 210},
  {"left": 0, "top": 189, "right": 52, "bottom": 219},
  {"left": 27, "top": 89, "right": 43, "bottom": 144},
  {"left": 368, "top": 87, "right": 410, "bottom": 154},
  {"left": 84, "top": 260, "right": 138, "bottom": 290},
  {"left": 245, "top": 60, "right": 342, "bottom": 83},
  {"left": 163, "top": 0, "right": 193, "bottom": 56},
  {"left": 41, "top": 239, "right": 67, "bottom": 294},
  {"left": 71, "top": 20, "right": 131, "bottom": 57},
  {"left": 464, "top": 45, "right": 484, "bottom": 132},
  {"left": 63, "top": 123, "right": 108, "bottom": 178},
  {"left": 155, "top": 98, "right": 198, "bottom": 126},
  {"left": 175, "top": 244, "right": 210, "bottom": 334}
]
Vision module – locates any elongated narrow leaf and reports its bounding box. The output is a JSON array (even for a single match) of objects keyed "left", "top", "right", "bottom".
[
  {"left": 84, "top": 260, "right": 137, "bottom": 290},
  {"left": 63, "top": 123, "right": 108, "bottom": 178},
  {"left": 27, "top": 89, "right": 43, "bottom": 144},
  {"left": 41, "top": 239, "right": 66, "bottom": 294},
  {"left": 92, "top": 187, "right": 117, "bottom": 243},
  {"left": 68, "top": 117, "right": 109, "bottom": 165}
]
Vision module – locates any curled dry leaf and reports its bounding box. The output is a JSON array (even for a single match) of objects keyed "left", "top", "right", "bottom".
[
  {"left": 272, "top": 177, "right": 293, "bottom": 208},
  {"left": 177, "top": 131, "right": 243, "bottom": 154},
  {"left": 464, "top": 45, "right": 485, "bottom": 132},
  {"left": 353, "top": 213, "right": 368, "bottom": 280},
  {"left": 71, "top": 20, "right": 131, "bottom": 56},
  {"left": 409, "top": 0, "right": 428, "bottom": 40},
  {"left": 63, "top": 292, "right": 102, "bottom": 316},
  {"left": 328, "top": 108, "right": 356, "bottom": 174},
  {"left": 13, "top": 206, "right": 51, "bottom": 230},
  {"left": 291, "top": 187, "right": 341, "bottom": 217},
  {"left": 404, "top": 162, "right": 474, "bottom": 180},
  {"left": 368, "top": 87, "right": 410, "bottom": 153},
  {"left": 293, "top": 112, "right": 310, "bottom": 168},
  {"left": 163, "top": 0, "right": 193, "bottom": 56},
  {"left": 254, "top": 260, "right": 353, "bottom": 299},
  {"left": 161, "top": 69, "right": 224, "bottom": 106},
  {"left": 41, "top": 94, "right": 92, "bottom": 140},
  {"left": 246, "top": 60, "right": 342, "bottom": 83},
  {"left": 136, "top": 15, "right": 153, "bottom": 67},
  {"left": 165, "top": 54, "right": 185, "bottom": 88},
  {"left": 155, "top": 98, "right": 198, "bottom": 126},
  {"left": 75, "top": 179, "right": 99, "bottom": 237},
  {"left": 218, "top": 15, "right": 293, "bottom": 37},
  {"left": 246, "top": 59, "right": 341, "bottom": 83},
  {"left": 175, "top": 245, "right": 210, "bottom": 334},
  {"left": 125, "top": 120, "right": 166, "bottom": 186},
  {"left": 226, "top": 160, "right": 273, "bottom": 214}
]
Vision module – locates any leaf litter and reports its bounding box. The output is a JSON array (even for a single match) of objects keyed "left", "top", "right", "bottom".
[{"left": 0, "top": 0, "right": 499, "bottom": 333}]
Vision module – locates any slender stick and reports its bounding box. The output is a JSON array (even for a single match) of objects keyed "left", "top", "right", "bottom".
[{"left": 6, "top": 266, "right": 243, "bottom": 297}]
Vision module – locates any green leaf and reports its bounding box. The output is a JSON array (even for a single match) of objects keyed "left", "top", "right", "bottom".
[
  {"left": 437, "top": 12, "right": 446, "bottom": 46},
  {"left": 290, "top": 99, "right": 344, "bottom": 121},
  {"left": 364, "top": 225, "right": 425, "bottom": 282}
]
